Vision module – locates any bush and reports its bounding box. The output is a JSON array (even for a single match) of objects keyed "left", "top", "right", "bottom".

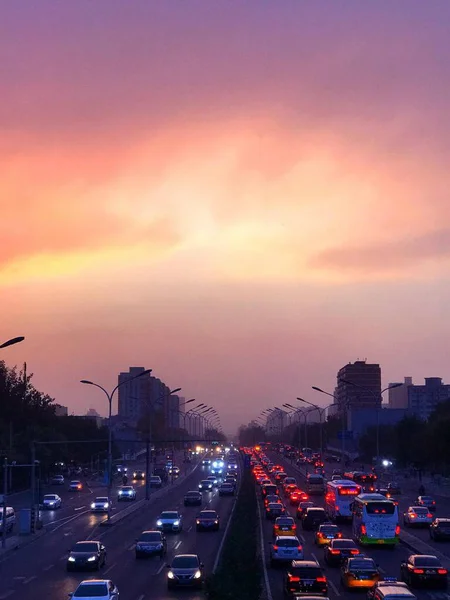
[{"left": 206, "top": 467, "right": 262, "bottom": 600}]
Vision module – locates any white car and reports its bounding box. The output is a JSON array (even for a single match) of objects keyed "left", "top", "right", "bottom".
[
  {"left": 42, "top": 494, "right": 62, "bottom": 509},
  {"left": 117, "top": 486, "right": 136, "bottom": 501},
  {"left": 403, "top": 506, "right": 434, "bottom": 526},
  {"left": 270, "top": 536, "right": 304, "bottom": 565},
  {"left": 70, "top": 579, "right": 119, "bottom": 599},
  {"left": 91, "top": 497, "right": 112, "bottom": 512},
  {"left": 156, "top": 511, "right": 183, "bottom": 532}
]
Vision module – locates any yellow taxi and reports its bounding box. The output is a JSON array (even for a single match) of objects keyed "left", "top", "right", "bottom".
[
  {"left": 273, "top": 516, "right": 297, "bottom": 537},
  {"left": 340, "top": 556, "right": 380, "bottom": 589},
  {"left": 315, "top": 523, "right": 343, "bottom": 546}
]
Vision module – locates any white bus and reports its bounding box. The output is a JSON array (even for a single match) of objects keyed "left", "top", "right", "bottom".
[
  {"left": 351, "top": 493, "right": 400, "bottom": 547},
  {"left": 325, "top": 479, "right": 362, "bottom": 522}
]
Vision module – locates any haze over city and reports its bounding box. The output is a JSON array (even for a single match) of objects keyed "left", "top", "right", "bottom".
[{"left": 2, "top": 1, "right": 450, "bottom": 433}]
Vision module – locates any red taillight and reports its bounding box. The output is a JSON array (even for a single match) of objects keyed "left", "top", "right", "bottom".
[
  {"left": 292, "top": 524, "right": 297, "bottom": 530},
  {"left": 317, "top": 532, "right": 323, "bottom": 538},
  {"left": 274, "top": 525, "right": 279, "bottom": 530},
  {"left": 351, "top": 549, "right": 359, "bottom": 555},
  {"left": 297, "top": 546, "right": 302, "bottom": 551},
  {"left": 290, "top": 576, "right": 300, "bottom": 582},
  {"left": 438, "top": 569, "right": 448, "bottom": 575},
  {"left": 432, "top": 501, "right": 436, "bottom": 505},
  {"left": 395, "top": 525, "right": 401, "bottom": 535},
  {"left": 410, "top": 514, "right": 416, "bottom": 519},
  {"left": 337, "top": 532, "right": 343, "bottom": 538},
  {"left": 330, "top": 549, "right": 340, "bottom": 555},
  {"left": 316, "top": 577, "right": 327, "bottom": 583},
  {"left": 273, "top": 545, "right": 279, "bottom": 551},
  {"left": 413, "top": 569, "right": 424, "bottom": 574},
  {"left": 361, "top": 525, "right": 367, "bottom": 535},
  {"left": 427, "top": 513, "right": 433, "bottom": 518},
  {"left": 335, "top": 505, "right": 339, "bottom": 511}
]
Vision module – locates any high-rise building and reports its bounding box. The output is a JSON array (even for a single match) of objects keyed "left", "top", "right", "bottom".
[
  {"left": 388, "top": 377, "right": 412, "bottom": 409},
  {"left": 335, "top": 360, "right": 381, "bottom": 413},
  {"left": 266, "top": 408, "right": 288, "bottom": 435},
  {"left": 408, "top": 377, "right": 450, "bottom": 420}
]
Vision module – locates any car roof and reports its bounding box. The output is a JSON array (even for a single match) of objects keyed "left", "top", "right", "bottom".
[
  {"left": 275, "top": 535, "right": 299, "bottom": 541},
  {"left": 174, "top": 553, "right": 198, "bottom": 559},
  {"left": 78, "top": 580, "right": 110, "bottom": 585},
  {"left": 291, "top": 560, "right": 320, "bottom": 568}
]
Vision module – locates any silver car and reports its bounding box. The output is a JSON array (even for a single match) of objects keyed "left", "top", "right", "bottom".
[
  {"left": 156, "top": 511, "right": 183, "bottom": 532},
  {"left": 90, "top": 497, "right": 112, "bottom": 513},
  {"left": 403, "top": 506, "right": 434, "bottom": 526},
  {"left": 42, "top": 494, "right": 62, "bottom": 509},
  {"left": 167, "top": 554, "right": 204, "bottom": 589},
  {"left": 270, "top": 536, "right": 304, "bottom": 565}
]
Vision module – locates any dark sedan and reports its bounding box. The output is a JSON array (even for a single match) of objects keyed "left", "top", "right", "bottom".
[
  {"left": 430, "top": 518, "right": 450, "bottom": 541},
  {"left": 324, "top": 539, "right": 360, "bottom": 566},
  {"left": 266, "top": 502, "right": 286, "bottom": 520},
  {"left": 196, "top": 510, "right": 220, "bottom": 531},
  {"left": 135, "top": 530, "right": 167, "bottom": 558},
  {"left": 400, "top": 554, "right": 448, "bottom": 589},
  {"left": 184, "top": 491, "right": 202, "bottom": 506},
  {"left": 66, "top": 541, "right": 106, "bottom": 571}
]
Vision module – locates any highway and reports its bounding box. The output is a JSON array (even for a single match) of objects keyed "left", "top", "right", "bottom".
[
  {"left": 258, "top": 451, "right": 450, "bottom": 600},
  {"left": 0, "top": 458, "right": 237, "bottom": 600}
]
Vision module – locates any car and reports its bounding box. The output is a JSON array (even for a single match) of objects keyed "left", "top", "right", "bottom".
[
  {"left": 296, "top": 501, "right": 314, "bottom": 519},
  {"left": 324, "top": 539, "right": 360, "bottom": 566},
  {"left": 207, "top": 475, "right": 219, "bottom": 487},
  {"left": 430, "top": 518, "right": 450, "bottom": 541},
  {"left": 116, "top": 464, "right": 127, "bottom": 473},
  {"left": 387, "top": 482, "right": 402, "bottom": 495},
  {"left": 42, "top": 494, "right": 62, "bottom": 509},
  {"left": 51, "top": 474, "right": 64, "bottom": 485},
  {"left": 376, "top": 488, "right": 394, "bottom": 499},
  {"left": 400, "top": 554, "right": 448, "bottom": 589},
  {"left": 67, "top": 541, "right": 106, "bottom": 571},
  {"left": 149, "top": 476, "right": 162, "bottom": 488},
  {"left": 283, "top": 477, "right": 297, "bottom": 487},
  {"left": 289, "top": 489, "right": 309, "bottom": 505},
  {"left": 284, "top": 560, "right": 328, "bottom": 596},
  {"left": 224, "top": 476, "right": 237, "bottom": 487},
  {"left": 273, "top": 516, "right": 297, "bottom": 537},
  {"left": 403, "top": 506, "right": 433, "bottom": 527},
  {"left": 265, "top": 494, "right": 281, "bottom": 507},
  {"left": 90, "top": 497, "right": 112, "bottom": 513},
  {"left": 275, "top": 472, "right": 288, "bottom": 484},
  {"left": 367, "top": 580, "right": 415, "bottom": 600},
  {"left": 301, "top": 507, "right": 328, "bottom": 531},
  {"left": 260, "top": 478, "right": 272, "bottom": 487},
  {"left": 168, "top": 466, "right": 180, "bottom": 477},
  {"left": 314, "top": 523, "right": 343, "bottom": 546},
  {"left": 196, "top": 510, "right": 220, "bottom": 531},
  {"left": 156, "top": 511, "right": 183, "bottom": 532},
  {"left": 201, "top": 459, "right": 211, "bottom": 466},
  {"left": 117, "top": 486, "right": 136, "bottom": 501},
  {"left": 184, "top": 491, "right": 202, "bottom": 506},
  {"left": 331, "top": 474, "right": 342, "bottom": 481},
  {"left": 262, "top": 484, "right": 278, "bottom": 497},
  {"left": 340, "top": 556, "right": 380, "bottom": 589},
  {"left": 135, "top": 530, "right": 167, "bottom": 558},
  {"left": 133, "top": 470, "right": 145, "bottom": 480},
  {"left": 416, "top": 496, "right": 437, "bottom": 512},
  {"left": 198, "top": 479, "right": 214, "bottom": 491},
  {"left": 284, "top": 484, "right": 298, "bottom": 498},
  {"left": 270, "top": 536, "right": 304, "bottom": 565},
  {"left": 69, "top": 579, "right": 119, "bottom": 599},
  {"left": 167, "top": 554, "right": 204, "bottom": 589},
  {"left": 266, "top": 502, "right": 286, "bottom": 520},
  {"left": 69, "top": 480, "right": 83, "bottom": 492},
  {"left": 219, "top": 483, "right": 235, "bottom": 496}
]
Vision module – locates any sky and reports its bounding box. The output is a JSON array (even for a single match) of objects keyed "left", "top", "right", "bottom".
[{"left": 2, "top": 1, "right": 450, "bottom": 435}]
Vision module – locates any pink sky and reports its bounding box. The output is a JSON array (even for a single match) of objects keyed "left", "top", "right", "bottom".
[{"left": 2, "top": 1, "right": 450, "bottom": 434}]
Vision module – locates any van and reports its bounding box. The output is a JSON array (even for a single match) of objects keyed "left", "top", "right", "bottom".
[
  {"left": 306, "top": 474, "right": 325, "bottom": 495},
  {"left": 0, "top": 507, "right": 15, "bottom": 533}
]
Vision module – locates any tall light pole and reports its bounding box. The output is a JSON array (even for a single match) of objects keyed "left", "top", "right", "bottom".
[
  {"left": 312, "top": 386, "right": 352, "bottom": 462},
  {"left": 0, "top": 336, "right": 25, "bottom": 349},
  {"left": 338, "top": 379, "right": 403, "bottom": 465},
  {"left": 297, "top": 398, "right": 335, "bottom": 458},
  {"left": 80, "top": 368, "right": 152, "bottom": 520}
]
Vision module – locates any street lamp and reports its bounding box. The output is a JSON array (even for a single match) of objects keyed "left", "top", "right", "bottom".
[
  {"left": 312, "top": 386, "right": 354, "bottom": 461},
  {"left": 0, "top": 336, "right": 25, "bottom": 349},
  {"left": 80, "top": 368, "right": 152, "bottom": 520},
  {"left": 338, "top": 378, "right": 403, "bottom": 464},
  {"left": 297, "top": 398, "right": 335, "bottom": 458}
]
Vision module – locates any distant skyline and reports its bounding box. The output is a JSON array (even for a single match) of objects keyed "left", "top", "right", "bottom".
[{"left": 2, "top": 1, "right": 450, "bottom": 433}]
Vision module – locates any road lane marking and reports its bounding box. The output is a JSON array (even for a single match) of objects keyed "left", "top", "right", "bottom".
[
  {"left": 128, "top": 544, "right": 135, "bottom": 551},
  {"left": 43, "top": 564, "right": 54, "bottom": 571},
  {"left": 137, "top": 595, "right": 145, "bottom": 600},
  {"left": 329, "top": 580, "right": 341, "bottom": 596},
  {"left": 174, "top": 541, "right": 182, "bottom": 549},
  {"left": 0, "top": 591, "right": 14, "bottom": 599},
  {"left": 187, "top": 526, "right": 192, "bottom": 532},
  {"left": 23, "top": 576, "right": 36, "bottom": 585},
  {"left": 256, "top": 494, "right": 273, "bottom": 600},
  {"left": 379, "top": 566, "right": 386, "bottom": 574},
  {"left": 104, "top": 562, "right": 117, "bottom": 575},
  {"left": 49, "top": 509, "right": 91, "bottom": 532},
  {"left": 74, "top": 506, "right": 85, "bottom": 511},
  {"left": 156, "top": 562, "right": 165, "bottom": 575},
  {"left": 311, "top": 552, "right": 318, "bottom": 563},
  {"left": 299, "top": 534, "right": 305, "bottom": 542}
]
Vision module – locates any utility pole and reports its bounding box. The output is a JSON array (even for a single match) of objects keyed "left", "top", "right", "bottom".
[{"left": 2, "top": 458, "right": 7, "bottom": 549}]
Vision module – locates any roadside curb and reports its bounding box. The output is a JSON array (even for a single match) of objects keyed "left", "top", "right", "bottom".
[
  {"left": 399, "top": 531, "right": 450, "bottom": 569},
  {"left": 0, "top": 527, "right": 47, "bottom": 560}
]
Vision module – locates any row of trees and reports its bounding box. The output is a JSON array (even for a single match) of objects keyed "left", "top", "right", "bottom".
[{"left": 358, "top": 400, "right": 450, "bottom": 471}]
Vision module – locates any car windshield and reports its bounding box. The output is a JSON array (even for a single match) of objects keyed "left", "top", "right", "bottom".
[
  {"left": 121, "top": 487, "right": 133, "bottom": 491},
  {"left": 44, "top": 495, "right": 57, "bottom": 500},
  {"left": 415, "top": 557, "right": 441, "bottom": 567},
  {"left": 321, "top": 525, "right": 338, "bottom": 533},
  {"left": 366, "top": 502, "right": 395, "bottom": 515},
  {"left": 187, "top": 492, "right": 199, "bottom": 496},
  {"left": 276, "top": 518, "right": 294, "bottom": 525},
  {"left": 292, "top": 566, "right": 321, "bottom": 577},
  {"left": 139, "top": 532, "right": 161, "bottom": 542},
  {"left": 73, "top": 542, "right": 98, "bottom": 553},
  {"left": 222, "top": 483, "right": 232, "bottom": 488},
  {"left": 277, "top": 538, "right": 299, "bottom": 547},
  {"left": 269, "top": 503, "right": 282, "bottom": 509},
  {"left": 172, "top": 556, "right": 199, "bottom": 568},
  {"left": 422, "top": 497, "right": 434, "bottom": 502},
  {"left": 201, "top": 480, "right": 211, "bottom": 484},
  {"left": 307, "top": 509, "right": 325, "bottom": 516},
  {"left": 414, "top": 507, "right": 429, "bottom": 514},
  {"left": 300, "top": 503, "right": 314, "bottom": 509},
  {"left": 161, "top": 512, "right": 178, "bottom": 519},
  {"left": 349, "top": 559, "right": 376, "bottom": 570},
  {"left": 74, "top": 583, "right": 108, "bottom": 597},
  {"left": 200, "top": 511, "right": 217, "bottom": 518},
  {"left": 71, "top": 481, "right": 80, "bottom": 485},
  {"left": 333, "top": 540, "right": 356, "bottom": 549},
  {"left": 96, "top": 497, "right": 108, "bottom": 502}
]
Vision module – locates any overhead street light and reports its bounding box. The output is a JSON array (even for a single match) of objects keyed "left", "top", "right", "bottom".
[{"left": 0, "top": 336, "right": 25, "bottom": 349}]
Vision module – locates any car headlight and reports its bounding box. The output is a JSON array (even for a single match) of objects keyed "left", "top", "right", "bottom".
[
  {"left": 91, "top": 503, "right": 95, "bottom": 509},
  {"left": 68, "top": 556, "right": 75, "bottom": 562},
  {"left": 198, "top": 484, "right": 202, "bottom": 488},
  {"left": 196, "top": 520, "right": 200, "bottom": 524},
  {"left": 194, "top": 570, "right": 202, "bottom": 579},
  {"left": 87, "top": 556, "right": 96, "bottom": 562},
  {"left": 173, "top": 520, "right": 180, "bottom": 526},
  {"left": 168, "top": 571, "right": 174, "bottom": 579},
  {"left": 157, "top": 520, "right": 162, "bottom": 526},
  {"left": 103, "top": 503, "right": 109, "bottom": 508}
]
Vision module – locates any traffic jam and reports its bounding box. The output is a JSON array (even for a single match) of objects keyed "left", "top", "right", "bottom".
[{"left": 245, "top": 445, "right": 449, "bottom": 600}]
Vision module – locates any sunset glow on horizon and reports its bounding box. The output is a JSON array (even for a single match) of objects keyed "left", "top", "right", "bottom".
[{"left": 2, "top": 1, "right": 450, "bottom": 431}]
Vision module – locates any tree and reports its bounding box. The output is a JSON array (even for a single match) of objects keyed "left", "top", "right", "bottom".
[{"left": 238, "top": 423, "right": 265, "bottom": 446}]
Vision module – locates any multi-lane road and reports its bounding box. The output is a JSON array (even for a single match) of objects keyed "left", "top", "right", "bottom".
[
  {"left": 0, "top": 456, "right": 237, "bottom": 600},
  {"left": 258, "top": 452, "right": 450, "bottom": 600}
]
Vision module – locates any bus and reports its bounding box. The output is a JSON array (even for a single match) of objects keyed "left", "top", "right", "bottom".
[
  {"left": 325, "top": 480, "right": 362, "bottom": 522},
  {"left": 344, "top": 471, "right": 378, "bottom": 489},
  {"left": 351, "top": 493, "right": 400, "bottom": 547}
]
